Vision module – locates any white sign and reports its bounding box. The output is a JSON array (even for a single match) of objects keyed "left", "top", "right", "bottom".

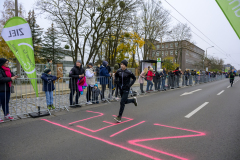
[{"left": 157, "top": 58, "right": 161, "bottom": 72}]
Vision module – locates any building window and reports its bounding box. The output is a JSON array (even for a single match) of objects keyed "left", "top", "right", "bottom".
[
  {"left": 152, "top": 51, "right": 155, "bottom": 57},
  {"left": 170, "top": 51, "right": 173, "bottom": 55},
  {"left": 165, "top": 43, "right": 168, "bottom": 48},
  {"left": 162, "top": 51, "right": 164, "bottom": 56},
  {"left": 175, "top": 50, "right": 178, "bottom": 55},
  {"left": 170, "top": 60, "right": 173, "bottom": 63},
  {"left": 156, "top": 52, "right": 159, "bottom": 56},
  {"left": 175, "top": 43, "right": 178, "bottom": 47},
  {"left": 162, "top": 44, "right": 164, "bottom": 49},
  {"left": 165, "top": 51, "right": 168, "bottom": 56},
  {"left": 175, "top": 59, "right": 177, "bottom": 63},
  {"left": 157, "top": 45, "right": 160, "bottom": 49},
  {"left": 170, "top": 43, "right": 173, "bottom": 48}
]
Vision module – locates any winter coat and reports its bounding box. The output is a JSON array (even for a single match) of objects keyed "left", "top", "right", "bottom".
[
  {"left": 138, "top": 71, "right": 146, "bottom": 84},
  {"left": 115, "top": 68, "right": 136, "bottom": 90},
  {"left": 95, "top": 67, "right": 100, "bottom": 77},
  {"left": 41, "top": 73, "right": 57, "bottom": 92},
  {"left": 99, "top": 65, "right": 110, "bottom": 85},
  {"left": 0, "top": 67, "right": 14, "bottom": 92},
  {"left": 85, "top": 68, "right": 95, "bottom": 86},
  {"left": 69, "top": 65, "right": 85, "bottom": 89},
  {"left": 146, "top": 70, "right": 154, "bottom": 81},
  {"left": 184, "top": 71, "right": 190, "bottom": 80},
  {"left": 174, "top": 69, "right": 181, "bottom": 76},
  {"left": 153, "top": 72, "right": 160, "bottom": 83},
  {"left": 92, "top": 87, "right": 101, "bottom": 98},
  {"left": 106, "top": 66, "right": 111, "bottom": 73}
]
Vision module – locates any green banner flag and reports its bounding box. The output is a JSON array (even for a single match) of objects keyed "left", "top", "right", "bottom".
[
  {"left": 216, "top": 0, "right": 240, "bottom": 39},
  {"left": 1, "top": 17, "right": 38, "bottom": 96}
]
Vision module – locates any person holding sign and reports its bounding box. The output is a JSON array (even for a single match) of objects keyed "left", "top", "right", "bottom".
[{"left": 0, "top": 58, "right": 18, "bottom": 122}]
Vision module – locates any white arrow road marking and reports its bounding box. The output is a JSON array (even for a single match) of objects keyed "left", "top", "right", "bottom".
[
  {"left": 227, "top": 86, "right": 230, "bottom": 88},
  {"left": 217, "top": 90, "right": 224, "bottom": 95},
  {"left": 180, "top": 89, "right": 202, "bottom": 96},
  {"left": 185, "top": 102, "right": 209, "bottom": 118}
]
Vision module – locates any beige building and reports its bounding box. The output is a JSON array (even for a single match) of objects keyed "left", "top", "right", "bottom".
[{"left": 146, "top": 40, "right": 205, "bottom": 71}]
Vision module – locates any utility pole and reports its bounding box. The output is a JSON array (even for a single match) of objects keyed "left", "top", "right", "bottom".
[{"left": 15, "top": 0, "right": 21, "bottom": 76}]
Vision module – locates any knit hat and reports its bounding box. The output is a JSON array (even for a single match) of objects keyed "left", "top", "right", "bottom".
[
  {"left": 121, "top": 60, "right": 128, "bottom": 67},
  {"left": 44, "top": 68, "right": 51, "bottom": 74},
  {"left": 102, "top": 61, "right": 108, "bottom": 67},
  {"left": 114, "top": 64, "right": 119, "bottom": 70},
  {"left": 88, "top": 62, "right": 93, "bottom": 66},
  {"left": 94, "top": 83, "right": 98, "bottom": 88},
  {"left": 0, "top": 58, "right": 8, "bottom": 66},
  {"left": 76, "top": 60, "right": 82, "bottom": 64}
]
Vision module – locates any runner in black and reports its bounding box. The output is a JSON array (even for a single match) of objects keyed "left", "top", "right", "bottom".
[
  {"left": 114, "top": 60, "right": 137, "bottom": 123},
  {"left": 229, "top": 69, "right": 236, "bottom": 87}
]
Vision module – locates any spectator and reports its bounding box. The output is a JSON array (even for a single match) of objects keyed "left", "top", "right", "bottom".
[
  {"left": 139, "top": 68, "right": 148, "bottom": 93},
  {"left": 41, "top": 68, "right": 57, "bottom": 110},
  {"left": 160, "top": 68, "right": 166, "bottom": 91},
  {"left": 92, "top": 84, "right": 101, "bottom": 104},
  {"left": 184, "top": 70, "right": 190, "bottom": 86},
  {"left": 85, "top": 63, "right": 95, "bottom": 105},
  {"left": 146, "top": 68, "right": 154, "bottom": 92},
  {"left": 153, "top": 71, "right": 160, "bottom": 91},
  {"left": 168, "top": 70, "right": 175, "bottom": 89},
  {"left": 96, "top": 64, "right": 100, "bottom": 77},
  {"left": 0, "top": 58, "right": 18, "bottom": 122},
  {"left": 113, "top": 64, "right": 120, "bottom": 100},
  {"left": 45, "top": 59, "right": 54, "bottom": 76},
  {"left": 69, "top": 60, "right": 85, "bottom": 107},
  {"left": 174, "top": 67, "right": 181, "bottom": 88},
  {"left": 99, "top": 61, "right": 111, "bottom": 101}
]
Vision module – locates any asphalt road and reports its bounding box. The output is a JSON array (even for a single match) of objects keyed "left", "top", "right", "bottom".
[{"left": 1, "top": 78, "right": 240, "bottom": 160}]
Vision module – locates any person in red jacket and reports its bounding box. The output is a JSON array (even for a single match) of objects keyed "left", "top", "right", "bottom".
[{"left": 146, "top": 68, "right": 154, "bottom": 92}]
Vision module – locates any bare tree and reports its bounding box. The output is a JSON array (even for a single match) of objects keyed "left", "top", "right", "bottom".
[
  {"left": 168, "top": 23, "right": 193, "bottom": 69},
  {"left": 141, "top": 0, "right": 171, "bottom": 60}
]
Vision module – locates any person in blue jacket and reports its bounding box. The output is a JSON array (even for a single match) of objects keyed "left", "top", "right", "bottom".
[
  {"left": 99, "top": 61, "right": 111, "bottom": 101},
  {"left": 41, "top": 68, "right": 57, "bottom": 110}
]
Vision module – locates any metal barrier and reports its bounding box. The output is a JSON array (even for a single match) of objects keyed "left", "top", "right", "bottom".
[
  {"left": 0, "top": 74, "right": 226, "bottom": 121},
  {"left": 137, "top": 74, "right": 226, "bottom": 94}
]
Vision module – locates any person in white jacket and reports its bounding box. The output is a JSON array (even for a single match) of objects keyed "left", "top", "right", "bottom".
[{"left": 85, "top": 63, "right": 95, "bottom": 104}]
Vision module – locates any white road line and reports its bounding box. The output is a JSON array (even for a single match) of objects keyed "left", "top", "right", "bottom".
[
  {"left": 180, "top": 89, "right": 202, "bottom": 96},
  {"left": 217, "top": 90, "right": 224, "bottom": 95},
  {"left": 227, "top": 86, "right": 230, "bottom": 88},
  {"left": 185, "top": 102, "right": 209, "bottom": 118}
]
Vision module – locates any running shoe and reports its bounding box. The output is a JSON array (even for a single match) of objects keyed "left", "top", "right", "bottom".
[
  {"left": 133, "top": 97, "right": 138, "bottom": 107},
  {"left": 5, "top": 114, "right": 14, "bottom": 120},
  {"left": 114, "top": 116, "right": 121, "bottom": 123}
]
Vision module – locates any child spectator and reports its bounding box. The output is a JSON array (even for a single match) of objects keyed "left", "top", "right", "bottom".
[
  {"left": 92, "top": 84, "right": 101, "bottom": 104},
  {"left": 41, "top": 68, "right": 57, "bottom": 110}
]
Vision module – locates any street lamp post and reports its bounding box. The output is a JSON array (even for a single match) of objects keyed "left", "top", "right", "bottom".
[{"left": 203, "top": 46, "right": 214, "bottom": 70}]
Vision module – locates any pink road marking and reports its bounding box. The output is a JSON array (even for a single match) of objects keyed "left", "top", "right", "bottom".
[
  {"left": 41, "top": 119, "right": 162, "bottom": 160},
  {"left": 103, "top": 121, "right": 116, "bottom": 125},
  {"left": 69, "top": 110, "right": 104, "bottom": 125},
  {"left": 76, "top": 116, "right": 133, "bottom": 132},
  {"left": 128, "top": 123, "right": 206, "bottom": 160},
  {"left": 110, "top": 121, "right": 146, "bottom": 137}
]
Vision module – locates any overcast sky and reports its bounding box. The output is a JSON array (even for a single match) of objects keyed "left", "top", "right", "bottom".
[{"left": 1, "top": 0, "right": 240, "bottom": 69}]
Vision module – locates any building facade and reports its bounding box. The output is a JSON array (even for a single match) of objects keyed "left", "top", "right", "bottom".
[{"left": 146, "top": 40, "right": 205, "bottom": 71}]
